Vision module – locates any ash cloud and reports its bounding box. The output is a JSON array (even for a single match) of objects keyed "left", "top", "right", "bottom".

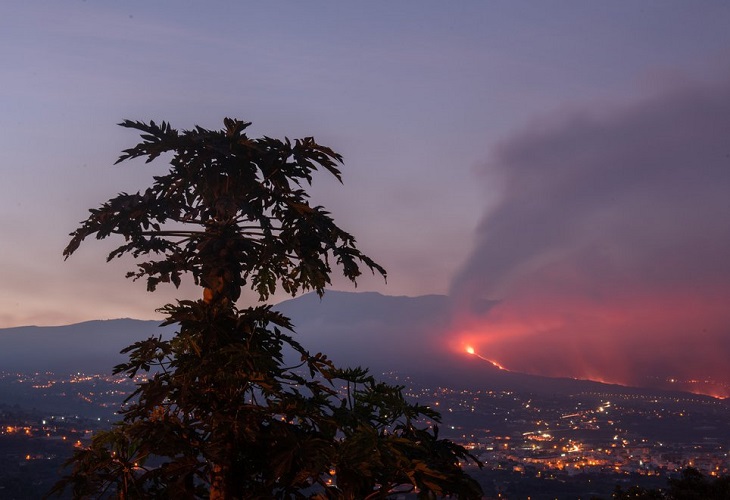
[{"left": 450, "top": 78, "right": 730, "bottom": 394}]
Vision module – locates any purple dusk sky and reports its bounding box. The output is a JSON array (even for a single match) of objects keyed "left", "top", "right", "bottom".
[{"left": 2, "top": 0, "right": 730, "bottom": 388}]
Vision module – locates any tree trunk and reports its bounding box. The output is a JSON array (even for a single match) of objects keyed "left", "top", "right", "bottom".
[{"left": 209, "top": 462, "right": 229, "bottom": 500}]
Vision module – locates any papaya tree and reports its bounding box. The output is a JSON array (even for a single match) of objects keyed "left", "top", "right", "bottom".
[{"left": 52, "top": 118, "right": 482, "bottom": 499}]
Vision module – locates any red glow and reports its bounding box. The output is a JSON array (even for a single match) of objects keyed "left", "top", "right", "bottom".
[
  {"left": 449, "top": 265, "right": 730, "bottom": 398},
  {"left": 460, "top": 343, "right": 509, "bottom": 371}
]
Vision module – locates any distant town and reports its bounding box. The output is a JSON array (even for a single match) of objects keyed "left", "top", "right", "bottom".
[{"left": 1, "top": 370, "right": 728, "bottom": 499}]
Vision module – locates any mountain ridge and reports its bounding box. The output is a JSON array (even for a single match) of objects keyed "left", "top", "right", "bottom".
[{"left": 0, "top": 291, "right": 719, "bottom": 401}]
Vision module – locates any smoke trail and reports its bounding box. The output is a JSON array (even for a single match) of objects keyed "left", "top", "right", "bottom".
[{"left": 449, "top": 77, "right": 730, "bottom": 394}]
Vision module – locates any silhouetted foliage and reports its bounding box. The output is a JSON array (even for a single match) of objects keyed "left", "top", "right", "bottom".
[
  {"left": 613, "top": 468, "right": 730, "bottom": 500},
  {"left": 52, "top": 119, "right": 482, "bottom": 499}
]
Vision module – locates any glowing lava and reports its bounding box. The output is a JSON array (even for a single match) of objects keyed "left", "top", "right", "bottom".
[{"left": 464, "top": 345, "right": 508, "bottom": 371}]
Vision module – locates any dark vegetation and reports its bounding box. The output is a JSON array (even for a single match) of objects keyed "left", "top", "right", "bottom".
[
  {"left": 51, "top": 119, "right": 483, "bottom": 499},
  {"left": 613, "top": 467, "right": 730, "bottom": 499}
]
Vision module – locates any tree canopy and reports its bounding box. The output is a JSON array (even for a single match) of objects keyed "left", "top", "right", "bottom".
[
  {"left": 53, "top": 118, "right": 483, "bottom": 499},
  {"left": 613, "top": 468, "right": 730, "bottom": 500},
  {"left": 63, "top": 118, "right": 385, "bottom": 302}
]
